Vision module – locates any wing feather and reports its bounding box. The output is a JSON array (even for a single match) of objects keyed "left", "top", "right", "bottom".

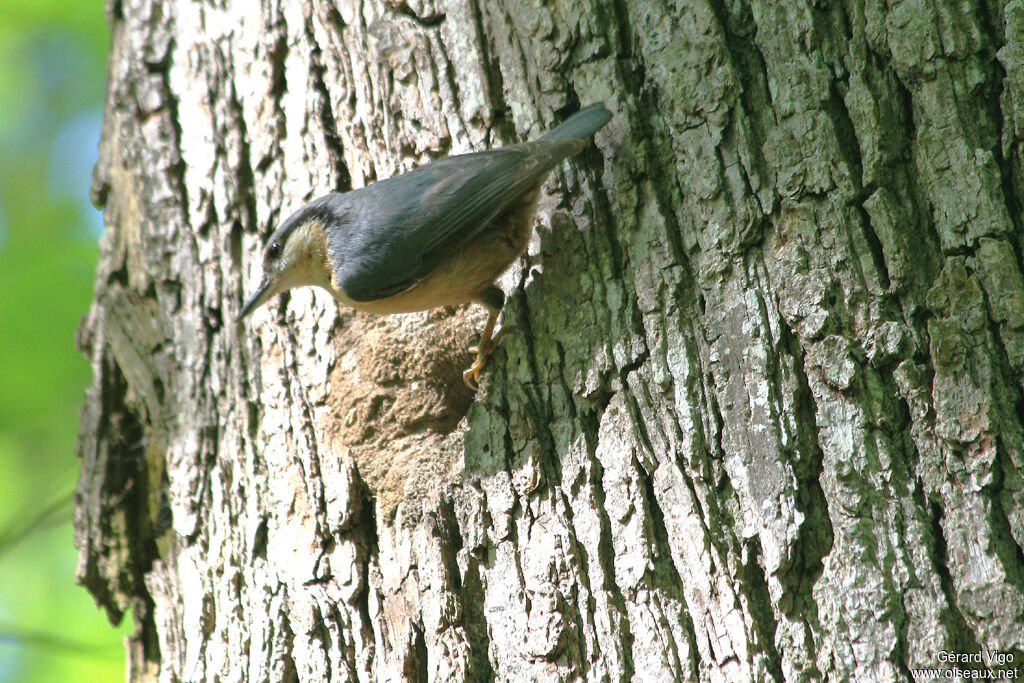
[{"left": 332, "top": 139, "right": 583, "bottom": 302}]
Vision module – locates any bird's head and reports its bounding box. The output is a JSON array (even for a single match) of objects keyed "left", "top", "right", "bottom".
[{"left": 237, "top": 196, "right": 340, "bottom": 321}]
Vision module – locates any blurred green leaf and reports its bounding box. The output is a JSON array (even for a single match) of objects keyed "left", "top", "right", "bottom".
[{"left": 0, "top": 0, "right": 107, "bottom": 52}]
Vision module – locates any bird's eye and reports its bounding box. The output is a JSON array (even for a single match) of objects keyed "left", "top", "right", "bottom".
[{"left": 268, "top": 241, "right": 281, "bottom": 259}]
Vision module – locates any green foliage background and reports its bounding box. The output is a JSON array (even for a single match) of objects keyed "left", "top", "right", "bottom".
[{"left": 0, "top": 1, "right": 128, "bottom": 680}]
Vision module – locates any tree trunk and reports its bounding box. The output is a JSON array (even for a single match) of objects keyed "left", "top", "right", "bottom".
[{"left": 76, "top": 0, "right": 1024, "bottom": 680}]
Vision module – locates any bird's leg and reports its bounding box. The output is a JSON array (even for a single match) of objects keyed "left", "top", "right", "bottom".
[{"left": 464, "top": 286, "right": 506, "bottom": 389}]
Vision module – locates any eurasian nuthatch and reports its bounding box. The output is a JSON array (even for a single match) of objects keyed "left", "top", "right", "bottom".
[{"left": 238, "top": 103, "right": 611, "bottom": 387}]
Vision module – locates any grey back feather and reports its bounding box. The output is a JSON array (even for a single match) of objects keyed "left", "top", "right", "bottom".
[{"left": 325, "top": 104, "right": 611, "bottom": 302}]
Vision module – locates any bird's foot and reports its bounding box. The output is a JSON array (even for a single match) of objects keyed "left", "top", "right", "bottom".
[
  {"left": 464, "top": 327, "right": 511, "bottom": 389},
  {"left": 463, "top": 358, "right": 486, "bottom": 390}
]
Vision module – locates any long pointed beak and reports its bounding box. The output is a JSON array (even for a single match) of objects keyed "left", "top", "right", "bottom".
[{"left": 236, "top": 277, "right": 276, "bottom": 321}]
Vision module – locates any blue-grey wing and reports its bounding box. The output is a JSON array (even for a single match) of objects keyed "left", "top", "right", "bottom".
[{"left": 333, "top": 139, "right": 583, "bottom": 302}]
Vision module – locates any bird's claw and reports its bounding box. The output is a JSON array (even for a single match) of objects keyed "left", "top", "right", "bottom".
[
  {"left": 463, "top": 326, "right": 511, "bottom": 390},
  {"left": 463, "top": 360, "right": 485, "bottom": 390}
]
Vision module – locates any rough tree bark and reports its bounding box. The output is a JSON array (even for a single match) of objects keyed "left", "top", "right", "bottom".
[{"left": 75, "top": 0, "right": 1024, "bottom": 680}]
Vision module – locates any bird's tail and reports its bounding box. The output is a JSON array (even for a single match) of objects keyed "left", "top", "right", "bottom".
[{"left": 541, "top": 103, "right": 612, "bottom": 142}]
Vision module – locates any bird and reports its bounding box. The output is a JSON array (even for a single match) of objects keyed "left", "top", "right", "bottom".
[{"left": 237, "top": 103, "right": 611, "bottom": 388}]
